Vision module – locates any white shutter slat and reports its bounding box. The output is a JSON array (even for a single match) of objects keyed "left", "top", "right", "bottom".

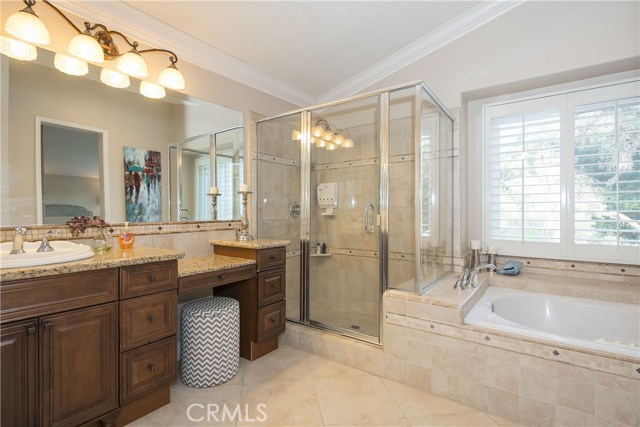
[{"left": 489, "top": 108, "right": 561, "bottom": 244}]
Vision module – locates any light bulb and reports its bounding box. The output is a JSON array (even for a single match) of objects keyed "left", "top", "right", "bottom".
[
  {"left": 140, "top": 81, "right": 166, "bottom": 99},
  {"left": 54, "top": 53, "right": 88, "bottom": 76},
  {"left": 100, "top": 68, "right": 130, "bottom": 89},
  {"left": 343, "top": 138, "right": 354, "bottom": 148},
  {"left": 322, "top": 130, "right": 334, "bottom": 141},
  {"left": 334, "top": 134, "right": 345, "bottom": 145},
  {"left": 311, "top": 125, "right": 324, "bottom": 138},
  {"left": 117, "top": 48, "right": 148, "bottom": 78},
  {"left": 68, "top": 32, "right": 103, "bottom": 63},
  {"left": 158, "top": 63, "right": 185, "bottom": 90},
  {"left": 292, "top": 130, "right": 302, "bottom": 141},
  {"left": 0, "top": 36, "right": 37, "bottom": 61},
  {"left": 326, "top": 143, "right": 336, "bottom": 151},
  {"left": 5, "top": 6, "right": 50, "bottom": 45}
]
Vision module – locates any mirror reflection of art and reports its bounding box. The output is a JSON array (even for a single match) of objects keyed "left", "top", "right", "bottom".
[{"left": 123, "top": 147, "right": 161, "bottom": 222}]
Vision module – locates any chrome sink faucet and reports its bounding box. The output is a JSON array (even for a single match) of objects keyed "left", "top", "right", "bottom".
[
  {"left": 37, "top": 231, "right": 56, "bottom": 252},
  {"left": 9, "top": 227, "right": 27, "bottom": 254},
  {"left": 466, "top": 263, "right": 497, "bottom": 288}
]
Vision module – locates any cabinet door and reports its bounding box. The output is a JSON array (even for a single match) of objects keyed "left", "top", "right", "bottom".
[
  {"left": 1, "top": 320, "right": 37, "bottom": 427},
  {"left": 41, "top": 303, "right": 118, "bottom": 427}
]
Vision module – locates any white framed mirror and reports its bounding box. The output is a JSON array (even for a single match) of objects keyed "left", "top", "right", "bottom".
[{"left": 35, "top": 117, "right": 109, "bottom": 225}]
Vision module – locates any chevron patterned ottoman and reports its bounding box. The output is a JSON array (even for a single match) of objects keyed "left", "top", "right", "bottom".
[{"left": 180, "top": 296, "right": 240, "bottom": 387}]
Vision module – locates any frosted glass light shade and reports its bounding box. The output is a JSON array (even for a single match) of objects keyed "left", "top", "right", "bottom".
[
  {"left": 5, "top": 8, "right": 50, "bottom": 45},
  {"left": 54, "top": 53, "right": 88, "bottom": 76},
  {"left": 117, "top": 50, "right": 148, "bottom": 78},
  {"left": 334, "top": 134, "right": 345, "bottom": 145},
  {"left": 311, "top": 125, "right": 324, "bottom": 138},
  {"left": 0, "top": 36, "right": 37, "bottom": 61},
  {"left": 140, "top": 81, "right": 166, "bottom": 99},
  {"left": 316, "top": 140, "right": 326, "bottom": 148},
  {"left": 158, "top": 64, "right": 185, "bottom": 90},
  {"left": 326, "top": 143, "right": 336, "bottom": 151},
  {"left": 291, "top": 130, "right": 302, "bottom": 141},
  {"left": 343, "top": 138, "right": 354, "bottom": 148},
  {"left": 322, "top": 130, "right": 334, "bottom": 141},
  {"left": 68, "top": 33, "right": 104, "bottom": 63},
  {"left": 100, "top": 68, "right": 130, "bottom": 89}
]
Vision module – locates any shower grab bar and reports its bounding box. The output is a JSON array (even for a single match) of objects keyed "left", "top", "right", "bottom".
[{"left": 365, "top": 203, "right": 375, "bottom": 234}]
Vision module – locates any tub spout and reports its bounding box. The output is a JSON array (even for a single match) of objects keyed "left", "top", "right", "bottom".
[{"left": 467, "top": 263, "right": 497, "bottom": 288}]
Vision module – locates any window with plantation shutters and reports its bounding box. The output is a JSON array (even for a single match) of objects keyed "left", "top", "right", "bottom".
[
  {"left": 488, "top": 108, "right": 562, "bottom": 245},
  {"left": 573, "top": 97, "right": 640, "bottom": 248},
  {"left": 483, "top": 80, "right": 639, "bottom": 263}
]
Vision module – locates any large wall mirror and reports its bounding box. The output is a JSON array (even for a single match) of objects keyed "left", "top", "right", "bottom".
[
  {"left": 169, "top": 126, "right": 244, "bottom": 221},
  {"left": 0, "top": 47, "right": 244, "bottom": 227}
]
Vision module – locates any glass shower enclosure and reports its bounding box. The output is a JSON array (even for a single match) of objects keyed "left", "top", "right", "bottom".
[{"left": 256, "top": 82, "right": 454, "bottom": 343}]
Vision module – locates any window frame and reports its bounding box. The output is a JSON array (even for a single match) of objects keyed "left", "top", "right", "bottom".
[{"left": 481, "top": 78, "right": 639, "bottom": 264}]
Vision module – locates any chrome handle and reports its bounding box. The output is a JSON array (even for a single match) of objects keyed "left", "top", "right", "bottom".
[{"left": 364, "top": 203, "right": 375, "bottom": 235}]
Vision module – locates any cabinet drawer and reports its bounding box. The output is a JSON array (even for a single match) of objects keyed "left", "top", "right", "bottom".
[
  {"left": 257, "top": 247, "right": 286, "bottom": 271},
  {"left": 178, "top": 264, "right": 255, "bottom": 294},
  {"left": 0, "top": 269, "right": 117, "bottom": 323},
  {"left": 256, "top": 300, "right": 285, "bottom": 342},
  {"left": 258, "top": 270, "right": 285, "bottom": 307},
  {"left": 120, "top": 291, "right": 176, "bottom": 351},
  {"left": 120, "top": 337, "right": 176, "bottom": 404},
  {"left": 120, "top": 261, "right": 177, "bottom": 299}
]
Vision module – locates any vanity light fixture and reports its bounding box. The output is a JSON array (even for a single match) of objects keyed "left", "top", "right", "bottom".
[
  {"left": 100, "top": 68, "right": 130, "bottom": 89},
  {"left": 0, "top": 35, "right": 37, "bottom": 61},
  {"left": 291, "top": 119, "right": 353, "bottom": 150},
  {"left": 139, "top": 81, "right": 166, "bottom": 99},
  {"left": 3, "top": 0, "right": 186, "bottom": 98},
  {"left": 54, "top": 52, "right": 88, "bottom": 76}
]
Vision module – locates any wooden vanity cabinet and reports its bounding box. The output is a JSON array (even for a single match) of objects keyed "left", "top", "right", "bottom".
[
  {"left": 0, "top": 320, "right": 37, "bottom": 427},
  {"left": 0, "top": 260, "right": 179, "bottom": 427},
  {"left": 212, "top": 245, "right": 286, "bottom": 360}
]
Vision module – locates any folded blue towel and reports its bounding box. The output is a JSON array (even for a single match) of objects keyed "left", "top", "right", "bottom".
[{"left": 498, "top": 259, "right": 522, "bottom": 276}]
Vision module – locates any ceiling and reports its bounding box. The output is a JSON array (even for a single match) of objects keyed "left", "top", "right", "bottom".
[{"left": 60, "top": 1, "right": 524, "bottom": 106}]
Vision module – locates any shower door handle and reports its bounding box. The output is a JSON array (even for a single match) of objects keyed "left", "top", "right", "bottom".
[{"left": 364, "top": 203, "right": 375, "bottom": 234}]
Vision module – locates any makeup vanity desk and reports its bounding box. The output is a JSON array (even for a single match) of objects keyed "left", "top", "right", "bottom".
[{"left": 177, "top": 239, "right": 289, "bottom": 361}]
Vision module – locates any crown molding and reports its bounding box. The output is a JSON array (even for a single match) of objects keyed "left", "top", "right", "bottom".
[
  {"left": 52, "top": 0, "right": 316, "bottom": 107},
  {"left": 318, "top": 0, "right": 527, "bottom": 103}
]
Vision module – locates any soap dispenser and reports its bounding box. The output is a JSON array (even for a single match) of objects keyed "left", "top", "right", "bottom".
[{"left": 118, "top": 222, "right": 135, "bottom": 249}]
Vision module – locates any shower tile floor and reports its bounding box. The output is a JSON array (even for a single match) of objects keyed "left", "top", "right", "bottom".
[{"left": 129, "top": 345, "right": 520, "bottom": 427}]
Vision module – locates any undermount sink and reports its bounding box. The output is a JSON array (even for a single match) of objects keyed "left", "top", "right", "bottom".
[{"left": 0, "top": 241, "right": 95, "bottom": 269}]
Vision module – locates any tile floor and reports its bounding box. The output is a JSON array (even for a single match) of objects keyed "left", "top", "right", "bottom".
[{"left": 130, "top": 345, "right": 521, "bottom": 427}]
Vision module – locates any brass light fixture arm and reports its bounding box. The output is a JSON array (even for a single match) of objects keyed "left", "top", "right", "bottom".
[
  {"left": 29, "top": 0, "right": 180, "bottom": 64},
  {"left": 41, "top": 0, "right": 82, "bottom": 34}
]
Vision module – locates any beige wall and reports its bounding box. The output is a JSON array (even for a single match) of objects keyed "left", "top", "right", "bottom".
[{"left": 361, "top": 1, "right": 640, "bottom": 262}]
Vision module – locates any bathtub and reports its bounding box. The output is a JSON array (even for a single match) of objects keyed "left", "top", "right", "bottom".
[{"left": 464, "top": 286, "right": 640, "bottom": 358}]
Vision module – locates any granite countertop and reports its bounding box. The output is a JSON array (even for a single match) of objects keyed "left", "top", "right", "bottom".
[
  {"left": 1, "top": 245, "right": 184, "bottom": 282},
  {"left": 178, "top": 255, "right": 256, "bottom": 278},
  {"left": 210, "top": 238, "right": 291, "bottom": 250}
]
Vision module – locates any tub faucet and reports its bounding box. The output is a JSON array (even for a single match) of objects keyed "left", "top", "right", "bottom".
[
  {"left": 467, "top": 263, "right": 497, "bottom": 288},
  {"left": 9, "top": 227, "right": 27, "bottom": 254}
]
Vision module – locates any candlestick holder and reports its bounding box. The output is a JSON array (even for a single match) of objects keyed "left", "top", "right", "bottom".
[
  {"left": 208, "top": 192, "right": 220, "bottom": 221},
  {"left": 236, "top": 190, "right": 254, "bottom": 241}
]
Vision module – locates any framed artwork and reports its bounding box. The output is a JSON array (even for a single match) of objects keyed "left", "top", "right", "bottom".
[{"left": 123, "top": 147, "right": 161, "bottom": 222}]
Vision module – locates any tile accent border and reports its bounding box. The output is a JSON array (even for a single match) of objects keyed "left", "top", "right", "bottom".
[{"left": 0, "top": 221, "right": 241, "bottom": 243}]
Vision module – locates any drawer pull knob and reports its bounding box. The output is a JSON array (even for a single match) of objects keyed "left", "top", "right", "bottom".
[
  {"left": 270, "top": 256, "right": 276, "bottom": 260},
  {"left": 27, "top": 326, "right": 36, "bottom": 335},
  {"left": 148, "top": 275, "right": 156, "bottom": 282},
  {"left": 269, "top": 317, "right": 276, "bottom": 323},
  {"left": 217, "top": 274, "right": 225, "bottom": 281},
  {"left": 148, "top": 315, "right": 156, "bottom": 323},
  {"left": 43, "top": 321, "right": 53, "bottom": 330},
  {"left": 147, "top": 364, "right": 157, "bottom": 373}
]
